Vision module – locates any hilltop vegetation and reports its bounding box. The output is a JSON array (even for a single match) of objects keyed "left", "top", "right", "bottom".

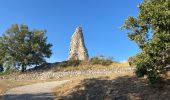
[{"left": 27, "top": 56, "right": 129, "bottom": 72}]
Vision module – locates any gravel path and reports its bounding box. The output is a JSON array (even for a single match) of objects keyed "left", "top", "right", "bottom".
[{"left": 4, "top": 80, "right": 69, "bottom": 100}]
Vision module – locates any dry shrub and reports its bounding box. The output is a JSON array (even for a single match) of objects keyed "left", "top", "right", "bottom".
[{"left": 89, "top": 56, "right": 113, "bottom": 66}]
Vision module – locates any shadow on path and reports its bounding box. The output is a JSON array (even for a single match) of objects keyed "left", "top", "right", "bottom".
[{"left": 4, "top": 93, "right": 55, "bottom": 100}]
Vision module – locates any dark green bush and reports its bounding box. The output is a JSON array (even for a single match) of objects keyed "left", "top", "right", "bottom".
[
  {"left": 147, "top": 70, "right": 159, "bottom": 84},
  {"left": 59, "top": 60, "right": 81, "bottom": 67},
  {"left": 135, "top": 63, "right": 147, "bottom": 77},
  {"left": 89, "top": 56, "right": 113, "bottom": 66}
]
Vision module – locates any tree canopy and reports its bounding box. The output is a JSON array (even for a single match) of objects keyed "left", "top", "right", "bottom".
[
  {"left": 0, "top": 24, "right": 52, "bottom": 72},
  {"left": 122, "top": 0, "right": 170, "bottom": 83}
]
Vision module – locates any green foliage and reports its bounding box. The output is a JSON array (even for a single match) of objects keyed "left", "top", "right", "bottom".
[
  {"left": 2, "top": 54, "right": 16, "bottom": 71},
  {"left": 147, "top": 70, "right": 159, "bottom": 84},
  {"left": 89, "top": 56, "right": 113, "bottom": 66},
  {"left": 122, "top": 0, "right": 170, "bottom": 84},
  {"left": 135, "top": 63, "right": 147, "bottom": 77},
  {"left": 128, "top": 53, "right": 146, "bottom": 66},
  {"left": 0, "top": 24, "right": 52, "bottom": 72}
]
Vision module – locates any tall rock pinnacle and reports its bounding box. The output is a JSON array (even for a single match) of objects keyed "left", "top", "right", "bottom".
[{"left": 68, "top": 27, "right": 89, "bottom": 60}]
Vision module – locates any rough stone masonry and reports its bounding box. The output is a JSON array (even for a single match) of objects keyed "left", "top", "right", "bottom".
[{"left": 68, "top": 27, "right": 89, "bottom": 60}]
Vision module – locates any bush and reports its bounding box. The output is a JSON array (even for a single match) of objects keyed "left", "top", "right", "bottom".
[
  {"left": 147, "top": 70, "right": 159, "bottom": 84},
  {"left": 135, "top": 63, "right": 147, "bottom": 77},
  {"left": 128, "top": 56, "right": 137, "bottom": 66},
  {"left": 128, "top": 53, "right": 145, "bottom": 67},
  {"left": 59, "top": 60, "right": 81, "bottom": 67},
  {"left": 57, "top": 56, "right": 114, "bottom": 68},
  {"left": 89, "top": 56, "right": 113, "bottom": 66}
]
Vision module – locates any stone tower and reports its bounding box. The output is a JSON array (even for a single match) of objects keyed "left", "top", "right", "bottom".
[{"left": 68, "top": 27, "right": 89, "bottom": 60}]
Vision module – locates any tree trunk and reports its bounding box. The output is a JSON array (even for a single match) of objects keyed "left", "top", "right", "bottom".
[{"left": 21, "top": 64, "right": 26, "bottom": 72}]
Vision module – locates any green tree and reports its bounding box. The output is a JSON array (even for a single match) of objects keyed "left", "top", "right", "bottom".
[
  {"left": 0, "top": 24, "right": 52, "bottom": 72},
  {"left": 122, "top": 0, "right": 170, "bottom": 84}
]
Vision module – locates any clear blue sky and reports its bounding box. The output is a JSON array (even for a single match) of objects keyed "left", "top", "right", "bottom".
[{"left": 0, "top": 0, "right": 142, "bottom": 62}]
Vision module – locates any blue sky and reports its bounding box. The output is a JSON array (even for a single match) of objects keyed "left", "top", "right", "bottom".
[{"left": 0, "top": 0, "right": 142, "bottom": 62}]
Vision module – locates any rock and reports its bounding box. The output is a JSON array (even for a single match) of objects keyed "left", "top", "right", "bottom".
[{"left": 68, "top": 26, "right": 89, "bottom": 60}]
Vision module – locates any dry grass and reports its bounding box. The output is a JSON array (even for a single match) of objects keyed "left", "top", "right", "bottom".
[
  {"left": 54, "top": 72, "right": 133, "bottom": 99},
  {"left": 111, "top": 61, "right": 130, "bottom": 67},
  {"left": 54, "top": 71, "right": 170, "bottom": 100},
  {"left": 53, "top": 62, "right": 130, "bottom": 72}
]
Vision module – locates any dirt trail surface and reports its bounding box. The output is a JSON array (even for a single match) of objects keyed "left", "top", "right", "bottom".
[{"left": 4, "top": 80, "right": 69, "bottom": 100}]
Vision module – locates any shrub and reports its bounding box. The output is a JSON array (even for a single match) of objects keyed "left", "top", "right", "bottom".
[
  {"left": 89, "top": 56, "right": 113, "bottom": 66},
  {"left": 135, "top": 63, "right": 147, "bottom": 77},
  {"left": 58, "top": 56, "right": 113, "bottom": 68},
  {"left": 59, "top": 60, "right": 81, "bottom": 67},
  {"left": 128, "top": 53, "right": 146, "bottom": 67},
  {"left": 147, "top": 70, "right": 159, "bottom": 84},
  {"left": 128, "top": 56, "right": 138, "bottom": 66}
]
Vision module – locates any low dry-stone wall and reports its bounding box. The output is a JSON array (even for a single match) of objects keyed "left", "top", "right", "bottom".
[{"left": 0, "top": 67, "right": 135, "bottom": 80}]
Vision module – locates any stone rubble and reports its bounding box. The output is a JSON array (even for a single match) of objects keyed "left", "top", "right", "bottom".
[{"left": 0, "top": 67, "right": 135, "bottom": 80}]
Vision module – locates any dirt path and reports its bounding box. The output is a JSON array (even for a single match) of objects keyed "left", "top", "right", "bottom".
[{"left": 4, "top": 80, "right": 69, "bottom": 100}]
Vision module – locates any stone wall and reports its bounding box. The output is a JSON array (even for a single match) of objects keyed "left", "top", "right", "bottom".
[{"left": 0, "top": 67, "right": 135, "bottom": 80}]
